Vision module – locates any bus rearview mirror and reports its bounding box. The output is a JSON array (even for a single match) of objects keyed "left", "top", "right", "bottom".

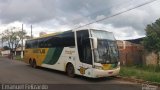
[{"left": 90, "top": 37, "right": 98, "bottom": 49}]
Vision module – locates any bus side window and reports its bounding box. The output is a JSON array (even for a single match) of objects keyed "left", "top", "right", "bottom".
[
  {"left": 33, "top": 40, "right": 38, "bottom": 48},
  {"left": 38, "top": 38, "right": 45, "bottom": 48},
  {"left": 25, "top": 41, "right": 30, "bottom": 49}
]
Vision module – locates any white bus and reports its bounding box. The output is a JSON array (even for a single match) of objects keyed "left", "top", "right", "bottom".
[{"left": 24, "top": 29, "right": 120, "bottom": 78}]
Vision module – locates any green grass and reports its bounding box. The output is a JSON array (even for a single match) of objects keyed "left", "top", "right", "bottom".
[
  {"left": 0, "top": 55, "right": 3, "bottom": 58},
  {"left": 120, "top": 66, "right": 160, "bottom": 83},
  {"left": 14, "top": 55, "right": 23, "bottom": 61}
]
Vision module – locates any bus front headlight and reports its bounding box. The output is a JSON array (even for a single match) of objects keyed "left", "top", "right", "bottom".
[
  {"left": 117, "top": 62, "right": 120, "bottom": 67},
  {"left": 94, "top": 63, "right": 103, "bottom": 70},
  {"left": 94, "top": 66, "right": 103, "bottom": 69}
]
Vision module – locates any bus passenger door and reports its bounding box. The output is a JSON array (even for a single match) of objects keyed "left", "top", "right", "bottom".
[{"left": 76, "top": 30, "right": 93, "bottom": 76}]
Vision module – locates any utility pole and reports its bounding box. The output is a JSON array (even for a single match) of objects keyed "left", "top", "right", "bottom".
[
  {"left": 31, "top": 25, "right": 33, "bottom": 38},
  {"left": 21, "top": 24, "right": 23, "bottom": 59},
  {"left": 1, "top": 38, "right": 3, "bottom": 48},
  {"left": 1, "top": 34, "right": 3, "bottom": 48}
]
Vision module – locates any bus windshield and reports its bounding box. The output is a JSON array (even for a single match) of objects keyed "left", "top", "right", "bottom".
[{"left": 91, "top": 30, "right": 119, "bottom": 64}]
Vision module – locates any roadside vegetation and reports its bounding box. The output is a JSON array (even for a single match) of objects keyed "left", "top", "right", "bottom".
[
  {"left": 14, "top": 55, "right": 23, "bottom": 61},
  {"left": 143, "top": 18, "right": 160, "bottom": 66},
  {"left": 120, "top": 66, "right": 160, "bottom": 83},
  {"left": 119, "top": 18, "right": 160, "bottom": 83}
]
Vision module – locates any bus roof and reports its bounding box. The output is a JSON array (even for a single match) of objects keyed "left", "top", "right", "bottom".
[
  {"left": 74, "top": 29, "right": 112, "bottom": 33},
  {"left": 27, "top": 31, "right": 64, "bottom": 41},
  {"left": 27, "top": 29, "right": 112, "bottom": 41}
]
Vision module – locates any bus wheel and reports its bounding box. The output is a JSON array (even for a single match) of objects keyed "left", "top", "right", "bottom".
[
  {"left": 32, "top": 60, "right": 37, "bottom": 68},
  {"left": 29, "top": 59, "right": 32, "bottom": 66},
  {"left": 66, "top": 63, "right": 75, "bottom": 77}
]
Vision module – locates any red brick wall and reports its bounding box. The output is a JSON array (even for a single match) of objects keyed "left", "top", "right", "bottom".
[{"left": 117, "top": 41, "right": 144, "bottom": 66}]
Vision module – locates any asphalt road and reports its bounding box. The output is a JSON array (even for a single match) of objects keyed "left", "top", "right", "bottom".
[{"left": 0, "top": 57, "right": 156, "bottom": 90}]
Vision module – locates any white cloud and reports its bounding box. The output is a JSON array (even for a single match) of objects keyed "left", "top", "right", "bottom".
[
  {"left": 0, "top": 0, "right": 160, "bottom": 40},
  {"left": 82, "top": 23, "right": 145, "bottom": 40}
]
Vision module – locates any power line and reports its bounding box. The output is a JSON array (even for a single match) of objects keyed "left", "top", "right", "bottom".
[
  {"left": 68, "top": 0, "right": 135, "bottom": 24},
  {"left": 55, "top": 0, "right": 136, "bottom": 28},
  {"left": 73, "top": 0, "right": 158, "bottom": 30}
]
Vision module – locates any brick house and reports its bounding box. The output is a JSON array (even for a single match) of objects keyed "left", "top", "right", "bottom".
[{"left": 117, "top": 38, "right": 144, "bottom": 66}]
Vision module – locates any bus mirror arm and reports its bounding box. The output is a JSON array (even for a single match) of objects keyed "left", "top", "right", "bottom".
[{"left": 89, "top": 37, "right": 98, "bottom": 49}]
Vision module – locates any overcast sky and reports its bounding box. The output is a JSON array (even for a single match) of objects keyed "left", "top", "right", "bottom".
[{"left": 0, "top": 0, "right": 160, "bottom": 40}]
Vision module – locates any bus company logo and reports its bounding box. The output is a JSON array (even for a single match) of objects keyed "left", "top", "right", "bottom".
[
  {"left": 78, "top": 66, "right": 88, "bottom": 74},
  {"left": 65, "top": 50, "right": 75, "bottom": 55},
  {"left": 33, "top": 49, "right": 45, "bottom": 54}
]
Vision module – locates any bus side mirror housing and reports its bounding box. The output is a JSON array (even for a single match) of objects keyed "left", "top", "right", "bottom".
[{"left": 90, "top": 37, "right": 98, "bottom": 49}]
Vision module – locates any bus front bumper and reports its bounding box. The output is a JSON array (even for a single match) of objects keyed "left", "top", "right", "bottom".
[{"left": 92, "top": 67, "right": 120, "bottom": 78}]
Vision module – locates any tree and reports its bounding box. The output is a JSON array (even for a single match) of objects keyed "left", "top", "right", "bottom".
[
  {"left": 3, "top": 46, "right": 10, "bottom": 50},
  {"left": 0, "top": 27, "right": 27, "bottom": 56},
  {"left": 143, "top": 18, "right": 160, "bottom": 65}
]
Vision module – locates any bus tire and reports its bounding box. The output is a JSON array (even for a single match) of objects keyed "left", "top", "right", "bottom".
[
  {"left": 32, "top": 60, "right": 37, "bottom": 68},
  {"left": 29, "top": 59, "right": 32, "bottom": 66},
  {"left": 66, "top": 63, "right": 75, "bottom": 77}
]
